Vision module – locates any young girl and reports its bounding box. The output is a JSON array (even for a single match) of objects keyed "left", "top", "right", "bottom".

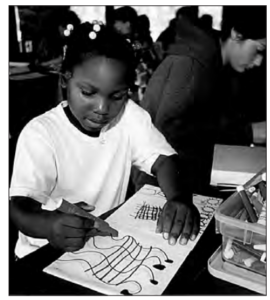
[{"left": 10, "top": 22, "right": 200, "bottom": 259}]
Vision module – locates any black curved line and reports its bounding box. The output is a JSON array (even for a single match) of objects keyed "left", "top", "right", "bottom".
[
  {"left": 59, "top": 252, "right": 116, "bottom": 273},
  {"left": 74, "top": 236, "right": 156, "bottom": 263},
  {"left": 140, "top": 263, "right": 155, "bottom": 280},
  {"left": 58, "top": 258, "right": 92, "bottom": 271},
  {"left": 58, "top": 256, "right": 143, "bottom": 294},
  {"left": 151, "top": 247, "right": 171, "bottom": 261},
  {"left": 116, "top": 246, "right": 152, "bottom": 285},
  {"left": 93, "top": 235, "right": 131, "bottom": 249},
  {"left": 107, "top": 243, "right": 143, "bottom": 283},
  {"left": 96, "top": 237, "right": 135, "bottom": 278},
  {"left": 72, "top": 240, "right": 131, "bottom": 270},
  {"left": 93, "top": 236, "right": 133, "bottom": 274},
  {"left": 58, "top": 233, "right": 170, "bottom": 294},
  {"left": 144, "top": 255, "right": 162, "bottom": 264},
  {"left": 122, "top": 263, "right": 155, "bottom": 281},
  {"left": 120, "top": 280, "right": 142, "bottom": 294}
]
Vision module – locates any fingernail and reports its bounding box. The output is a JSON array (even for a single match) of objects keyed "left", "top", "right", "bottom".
[
  {"left": 163, "top": 232, "right": 169, "bottom": 240},
  {"left": 169, "top": 238, "right": 176, "bottom": 245},
  {"left": 190, "top": 234, "right": 196, "bottom": 241},
  {"left": 180, "top": 237, "right": 187, "bottom": 245}
]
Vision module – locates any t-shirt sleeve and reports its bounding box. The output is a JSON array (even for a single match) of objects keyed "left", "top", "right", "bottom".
[
  {"left": 128, "top": 103, "right": 176, "bottom": 175},
  {"left": 10, "top": 120, "right": 57, "bottom": 204}
]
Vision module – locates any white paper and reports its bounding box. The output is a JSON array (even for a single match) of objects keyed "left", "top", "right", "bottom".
[{"left": 45, "top": 185, "right": 222, "bottom": 295}]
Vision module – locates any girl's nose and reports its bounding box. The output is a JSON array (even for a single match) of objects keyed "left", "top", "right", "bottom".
[{"left": 96, "top": 97, "right": 109, "bottom": 115}]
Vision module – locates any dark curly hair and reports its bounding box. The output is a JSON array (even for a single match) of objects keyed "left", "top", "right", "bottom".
[
  {"left": 221, "top": 6, "right": 266, "bottom": 41},
  {"left": 62, "top": 22, "right": 137, "bottom": 85}
]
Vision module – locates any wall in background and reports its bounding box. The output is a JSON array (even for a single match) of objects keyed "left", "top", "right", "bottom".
[{"left": 71, "top": 6, "right": 223, "bottom": 41}]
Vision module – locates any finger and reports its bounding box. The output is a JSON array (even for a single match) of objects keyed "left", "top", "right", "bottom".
[
  {"left": 162, "top": 205, "right": 176, "bottom": 240},
  {"left": 156, "top": 212, "right": 163, "bottom": 234},
  {"left": 82, "top": 217, "right": 95, "bottom": 229},
  {"left": 86, "top": 229, "right": 112, "bottom": 238},
  {"left": 65, "top": 246, "right": 83, "bottom": 253},
  {"left": 190, "top": 213, "right": 200, "bottom": 241},
  {"left": 64, "top": 237, "right": 85, "bottom": 249},
  {"left": 179, "top": 211, "right": 193, "bottom": 245},
  {"left": 84, "top": 234, "right": 92, "bottom": 244},
  {"left": 169, "top": 211, "right": 186, "bottom": 245},
  {"left": 75, "top": 202, "right": 95, "bottom": 212},
  {"left": 63, "top": 227, "right": 87, "bottom": 238},
  {"left": 63, "top": 215, "right": 95, "bottom": 229}
]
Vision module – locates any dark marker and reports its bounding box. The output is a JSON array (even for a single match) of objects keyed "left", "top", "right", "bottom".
[{"left": 237, "top": 186, "right": 258, "bottom": 223}]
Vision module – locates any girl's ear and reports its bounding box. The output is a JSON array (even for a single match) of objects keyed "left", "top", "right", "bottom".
[
  {"left": 231, "top": 28, "right": 243, "bottom": 42},
  {"left": 60, "top": 71, "right": 72, "bottom": 88}
]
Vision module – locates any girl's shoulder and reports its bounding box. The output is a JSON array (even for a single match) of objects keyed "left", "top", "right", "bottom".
[
  {"left": 123, "top": 99, "right": 151, "bottom": 122},
  {"left": 120, "top": 99, "right": 152, "bottom": 130},
  {"left": 21, "top": 102, "right": 65, "bottom": 138}
]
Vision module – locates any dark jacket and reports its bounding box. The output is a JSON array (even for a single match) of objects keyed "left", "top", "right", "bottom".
[{"left": 140, "top": 17, "right": 223, "bottom": 192}]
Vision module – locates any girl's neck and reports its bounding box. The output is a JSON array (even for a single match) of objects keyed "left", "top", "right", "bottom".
[{"left": 64, "top": 105, "right": 100, "bottom": 138}]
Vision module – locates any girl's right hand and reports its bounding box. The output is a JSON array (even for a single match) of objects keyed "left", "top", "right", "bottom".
[{"left": 48, "top": 212, "right": 95, "bottom": 252}]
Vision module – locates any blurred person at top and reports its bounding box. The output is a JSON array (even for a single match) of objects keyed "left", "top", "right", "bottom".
[
  {"left": 106, "top": 6, "right": 160, "bottom": 102},
  {"left": 133, "top": 6, "right": 266, "bottom": 194},
  {"left": 106, "top": 6, "right": 138, "bottom": 41},
  {"left": 132, "top": 14, "right": 161, "bottom": 102},
  {"left": 31, "top": 7, "right": 81, "bottom": 72},
  {"left": 199, "top": 14, "right": 220, "bottom": 44},
  {"left": 156, "top": 6, "right": 199, "bottom": 60}
]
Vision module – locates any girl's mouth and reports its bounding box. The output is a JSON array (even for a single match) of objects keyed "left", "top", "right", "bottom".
[{"left": 85, "top": 118, "right": 108, "bottom": 127}]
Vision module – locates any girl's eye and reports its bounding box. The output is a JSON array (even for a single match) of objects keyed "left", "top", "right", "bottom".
[
  {"left": 81, "top": 89, "right": 96, "bottom": 97},
  {"left": 112, "top": 91, "right": 128, "bottom": 101}
]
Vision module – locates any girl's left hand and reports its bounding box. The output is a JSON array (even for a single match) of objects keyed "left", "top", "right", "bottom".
[{"left": 156, "top": 197, "right": 200, "bottom": 246}]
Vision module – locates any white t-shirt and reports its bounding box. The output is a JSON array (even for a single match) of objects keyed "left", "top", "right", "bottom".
[{"left": 10, "top": 100, "right": 176, "bottom": 258}]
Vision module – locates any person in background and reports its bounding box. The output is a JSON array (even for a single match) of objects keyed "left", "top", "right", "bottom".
[
  {"left": 9, "top": 22, "right": 200, "bottom": 259},
  {"left": 132, "top": 14, "right": 161, "bottom": 102},
  {"left": 133, "top": 6, "right": 266, "bottom": 194},
  {"left": 108, "top": 6, "right": 138, "bottom": 42},
  {"left": 216, "top": 6, "right": 266, "bottom": 146},
  {"left": 199, "top": 14, "right": 220, "bottom": 43},
  {"left": 156, "top": 6, "right": 199, "bottom": 60},
  {"left": 32, "top": 7, "right": 81, "bottom": 71},
  {"left": 30, "top": 8, "right": 81, "bottom": 103},
  {"left": 106, "top": 6, "right": 160, "bottom": 103}
]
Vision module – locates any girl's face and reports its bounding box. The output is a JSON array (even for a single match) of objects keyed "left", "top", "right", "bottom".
[
  {"left": 67, "top": 56, "right": 130, "bottom": 132},
  {"left": 229, "top": 37, "right": 266, "bottom": 73}
]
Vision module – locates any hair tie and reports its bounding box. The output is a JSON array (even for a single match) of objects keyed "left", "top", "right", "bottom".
[
  {"left": 89, "top": 20, "right": 103, "bottom": 40},
  {"left": 64, "top": 23, "right": 74, "bottom": 37},
  {"left": 62, "top": 24, "right": 75, "bottom": 60}
]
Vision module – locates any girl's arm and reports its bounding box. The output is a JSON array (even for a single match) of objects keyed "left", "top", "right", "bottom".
[
  {"left": 10, "top": 196, "right": 94, "bottom": 252},
  {"left": 151, "top": 154, "right": 200, "bottom": 246},
  {"left": 10, "top": 196, "right": 54, "bottom": 239}
]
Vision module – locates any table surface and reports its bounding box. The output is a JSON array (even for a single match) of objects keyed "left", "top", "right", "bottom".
[{"left": 9, "top": 188, "right": 259, "bottom": 295}]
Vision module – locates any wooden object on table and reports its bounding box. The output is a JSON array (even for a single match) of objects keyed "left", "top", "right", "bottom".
[{"left": 211, "top": 144, "right": 266, "bottom": 187}]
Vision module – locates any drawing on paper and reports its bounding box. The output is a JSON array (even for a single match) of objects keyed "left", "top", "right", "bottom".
[
  {"left": 57, "top": 235, "right": 173, "bottom": 295},
  {"left": 139, "top": 186, "right": 166, "bottom": 198},
  {"left": 136, "top": 187, "right": 221, "bottom": 234},
  {"left": 196, "top": 197, "right": 222, "bottom": 234},
  {"left": 46, "top": 185, "right": 223, "bottom": 295},
  {"left": 131, "top": 202, "right": 162, "bottom": 221}
]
